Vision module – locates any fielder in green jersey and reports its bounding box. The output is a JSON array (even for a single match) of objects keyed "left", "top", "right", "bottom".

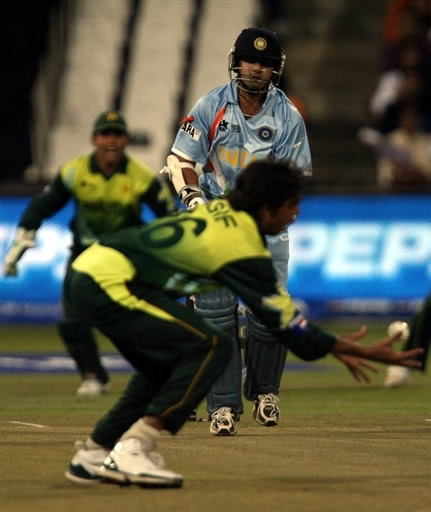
[
  {"left": 3, "top": 111, "right": 177, "bottom": 396},
  {"left": 63, "top": 159, "right": 423, "bottom": 488}
]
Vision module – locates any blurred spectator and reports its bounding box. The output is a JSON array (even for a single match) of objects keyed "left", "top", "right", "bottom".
[
  {"left": 381, "top": 0, "right": 431, "bottom": 72},
  {"left": 376, "top": 103, "right": 431, "bottom": 190},
  {"left": 383, "top": 0, "right": 431, "bottom": 44},
  {"left": 369, "top": 36, "right": 431, "bottom": 133}
]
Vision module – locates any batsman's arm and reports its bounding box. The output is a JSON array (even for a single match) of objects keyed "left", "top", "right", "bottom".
[{"left": 160, "top": 154, "right": 205, "bottom": 209}]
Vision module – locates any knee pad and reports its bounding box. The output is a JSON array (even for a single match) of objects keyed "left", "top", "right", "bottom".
[
  {"left": 243, "top": 336, "right": 287, "bottom": 400},
  {"left": 246, "top": 310, "right": 276, "bottom": 343},
  {"left": 194, "top": 288, "right": 238, "bottom": 338}
]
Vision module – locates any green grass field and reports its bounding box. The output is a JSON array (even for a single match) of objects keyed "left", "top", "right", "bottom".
[{"left": 0, "top": 322, "right": 430, "bottom": 512}]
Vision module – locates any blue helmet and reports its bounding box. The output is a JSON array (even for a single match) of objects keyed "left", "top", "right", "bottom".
[{"left": 228, "top": 27, "right": 285, "bottom": 88}]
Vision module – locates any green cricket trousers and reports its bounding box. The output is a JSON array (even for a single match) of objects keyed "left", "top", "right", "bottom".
[{"left": 64, "top": 268, "right": 232, "bottom": 447}]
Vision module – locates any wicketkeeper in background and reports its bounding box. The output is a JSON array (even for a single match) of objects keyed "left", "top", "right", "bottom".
[{"left": 3, "top": 111, "right": 176, "bottom": 396}]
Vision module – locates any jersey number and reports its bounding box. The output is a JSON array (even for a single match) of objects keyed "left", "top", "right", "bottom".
[{"left": 140, "top": 218, "right": 206, "bottom": 248}]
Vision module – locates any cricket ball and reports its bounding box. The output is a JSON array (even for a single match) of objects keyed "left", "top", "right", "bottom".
[{"left": 387, "top": 321, "right": 410, "bottom": 341}]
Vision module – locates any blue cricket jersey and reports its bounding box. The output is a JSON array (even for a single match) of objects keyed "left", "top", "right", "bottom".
[{"left": 171, "top": 81, "right": 312, "bottom": 200}]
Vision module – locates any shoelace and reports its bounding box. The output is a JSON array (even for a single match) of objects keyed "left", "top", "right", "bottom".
[
  {"left": 212, "top": 407, "right": 234, "bottom": 421},
  {"left": 258, "top": 393, "right": 280, "bottom": 406}
]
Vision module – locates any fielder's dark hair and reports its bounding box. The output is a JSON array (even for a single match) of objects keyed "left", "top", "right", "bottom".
[{"left": 228, "top": 159, "right": 304, "bottom": 214}]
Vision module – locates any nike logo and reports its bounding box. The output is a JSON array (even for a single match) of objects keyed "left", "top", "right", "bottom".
[{"left": 293, "top": 141, "right": 302, "bottom": 149}]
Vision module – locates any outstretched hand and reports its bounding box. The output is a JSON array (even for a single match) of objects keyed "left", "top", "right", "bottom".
[
  {"left": 334, "top": 326, "right": 378, "bottom": 383},
  {"left": 335, "top": 353, "right": 378, "bottom": 383},
  {"left": 332, "top": 326, "right": 423, "bottom": 383},
  {"left": 364, "top": 331, "right": 423, "bottom": 367}
]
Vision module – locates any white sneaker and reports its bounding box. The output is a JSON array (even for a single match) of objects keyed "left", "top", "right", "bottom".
[
  {"left": 100, "top": 438, "right": 183, "bottom": 488},
  {"left": 209, "top": 407, "right": 239, "bottom": 436},
  {"left": 65, "top": 440, "right": 109, "bottom": 484},
  {"left": 252, "top": 393, "right": 280, "bottom": 427},
  {"left": 76, "top": 378, "right": 110, "bottom": 396},
  {"left": 383, "top": 366, "right": 411, "bottom": 388}
]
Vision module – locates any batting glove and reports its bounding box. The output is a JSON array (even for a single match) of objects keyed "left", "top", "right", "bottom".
[{"left": 186, "top": 195, "right": 205, "bottom": 209}]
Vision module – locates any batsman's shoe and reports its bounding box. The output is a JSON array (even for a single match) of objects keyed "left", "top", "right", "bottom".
[
  {"left": 383, "top": 366, "right": 411, "bottom": 388},
  {"left": 100, "top": 438, "right": 183, "bottom": 488},
  {"left": 65, "top": 440, "right": 109, "bottom": 484},
  {"left": 253, "top": 393, "right": 280, "bottom": 427},
  {"left": 209, "top": 407, "right": 239, "bottom": 436},
  {"left": 76, "top": 378, "right": 110, "bottom": 396}
]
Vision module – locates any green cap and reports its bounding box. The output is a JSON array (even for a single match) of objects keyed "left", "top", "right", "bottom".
[{"left": 93, "top": 111, "right": 128, "bottom": 134}]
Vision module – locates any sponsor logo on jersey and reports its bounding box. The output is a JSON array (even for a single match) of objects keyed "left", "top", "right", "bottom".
[
  {"left": 217, "top": 146, "right": 257, "bottom": 168},
  {"left": 219, "top": 120, "right": 229, "bottom": 132},
  {"left": 231, "top": 124, "right": 241, "bottom": 133},
  {"left": 180, "top": 122, "right": 201, "bottom": 141},
  {"left": 257, "top": 126, "right": 273, "bottom": 141}
]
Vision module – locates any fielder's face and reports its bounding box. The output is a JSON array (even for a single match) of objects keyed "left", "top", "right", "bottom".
[
  {"left": 92, "top": 130, "right": 129, "bottom": 168},
  {"left": 237, "top": 58, "right": 274, "bottom": 93},
  {"left": 260, "top": 198, "right": 300, "bottom": 235}
]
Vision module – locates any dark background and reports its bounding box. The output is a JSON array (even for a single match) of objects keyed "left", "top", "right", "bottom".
[{"left": 1, "top": 1, "right": 59, "bottom": 183}]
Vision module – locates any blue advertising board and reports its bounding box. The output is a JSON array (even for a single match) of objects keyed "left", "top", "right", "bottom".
[
  {"left": 0, "top": 195, "right": 430, "bottom": 322},
  {"left": 287, "top": 196, "right": 430, "bottom": 317}
]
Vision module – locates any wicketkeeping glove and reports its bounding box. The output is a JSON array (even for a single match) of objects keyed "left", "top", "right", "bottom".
[{"left": 3, "top": 227, "right": 36, "bottom": 276}]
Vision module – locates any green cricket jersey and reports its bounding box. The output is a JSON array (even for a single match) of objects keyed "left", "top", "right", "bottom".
[
  {"left": 72, "top": 199, "right": 336, "bottom": 361},
  {"left": 19, "top": 153, "right": 176, "bottom": 251}
]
